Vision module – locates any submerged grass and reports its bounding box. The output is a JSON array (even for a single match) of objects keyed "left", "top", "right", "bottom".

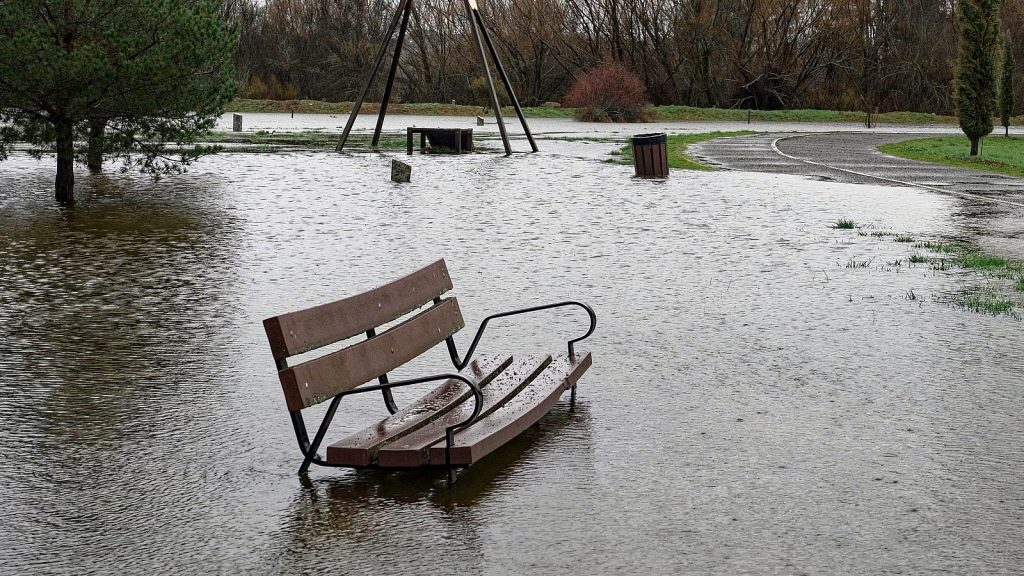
[
  {"left": 954, "top": 291, "right": 1019, "bottom": 319},
  {"left": 901, "top": 238, "right": 1024, "bottom": 318},
  {"left": 914, "top": 241, "right": 959, "bottom": 253},
  {"left": 203, "top": 130, "right": 405, "bottom": 150},
  {"left": 960, "top": 253, "right": 1008, "bottom": 269},
  {"left": 879, "top": 136, "right": 1024, "bottom": 178},
  {"left": 616, "top": 131, "right": 755, "bottom": 171},
  {"left": 832, "top": 218, "right": 857, "bottom": 229}
]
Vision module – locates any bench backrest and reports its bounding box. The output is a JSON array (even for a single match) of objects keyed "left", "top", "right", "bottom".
[{"left": 263, "top": 259, "right": 464, "bottom": 412}]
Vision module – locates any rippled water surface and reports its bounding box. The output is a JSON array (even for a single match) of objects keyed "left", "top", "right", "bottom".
[{"left": 1, "top": 123, "right": 1022, "bottom": 575}]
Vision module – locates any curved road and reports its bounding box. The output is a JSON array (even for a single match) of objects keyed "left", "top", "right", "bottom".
[{"left": 691, "top": 131, "right": 1024, "bottom": 257}]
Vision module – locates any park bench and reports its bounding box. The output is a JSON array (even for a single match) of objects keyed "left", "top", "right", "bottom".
[{"left": 262, "top": 259, "right": 595, "bottom": 483}]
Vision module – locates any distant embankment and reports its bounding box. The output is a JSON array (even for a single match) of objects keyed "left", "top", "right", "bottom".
[{"left": 224, "top": 98, "right": 985, "bottom": 125}]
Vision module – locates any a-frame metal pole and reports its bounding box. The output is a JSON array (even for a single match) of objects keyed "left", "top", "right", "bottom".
[
  {"left": 471, "top": 9, "right": 538, "bottom": 152},
  {"left": 463, "top": 0, "right": 511, "bottom": 156},
  {"left": 372, "top": 0, "right": 413, "bottom": 147},
  {"left": 336, "top": 0, "right": 412, "bottom": 152}
]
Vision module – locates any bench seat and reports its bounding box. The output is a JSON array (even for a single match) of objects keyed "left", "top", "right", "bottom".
[{"left": 328, "top": 352, "right": 590, "bottom": 468}]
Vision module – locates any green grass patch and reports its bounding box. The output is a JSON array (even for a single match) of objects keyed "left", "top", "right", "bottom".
[
  {"left": 226, "top": 98, "right": 574, "bottom": 119},
  {"left": 908, "top": 253, "right": 928, "bottom": 264},
  {"left": 879, "top": 136, "right": 1024, "bottom": 178},
  {"left": 832, "top": 218, "right": 857, "bottom": 229},
  {"left": 616, "top": 131, "right": 755, "bottom": 171},
  {"left": 225, "top": 99, "right": 976, "bottom": 125},
  {"left": 651, "top": 106, "right": 957, "bottom": 124}
]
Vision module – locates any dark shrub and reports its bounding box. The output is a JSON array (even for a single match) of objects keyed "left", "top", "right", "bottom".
[{"left": 563, "top": 62, "right": 654, "bottom": 122}]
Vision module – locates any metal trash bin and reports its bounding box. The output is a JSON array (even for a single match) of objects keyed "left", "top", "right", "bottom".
[{"left": 631, "top": 132, "right": 668, "bottom": 178}]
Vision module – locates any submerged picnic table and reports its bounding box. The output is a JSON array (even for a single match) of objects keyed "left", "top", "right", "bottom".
[{"left": 406, "top": 128, "right": 474, "bottom": 154}]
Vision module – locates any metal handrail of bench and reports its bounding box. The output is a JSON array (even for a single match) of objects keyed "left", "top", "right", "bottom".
[{"left": 445, "top": 300, "right": 597, "bottom": 370}]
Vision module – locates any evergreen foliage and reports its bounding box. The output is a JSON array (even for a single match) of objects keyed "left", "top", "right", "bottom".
[
  {"left": 999, "top": 37, "right": 1016, "bottom": 136},
  {"left": 956, "top": 0, "right": 1001, "bottom": 156},
  {"left": 0, "top": 0, "right": 238, "bottom": 204}
]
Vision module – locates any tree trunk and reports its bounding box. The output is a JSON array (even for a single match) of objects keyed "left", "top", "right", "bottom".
[
  {"left": 55, "top": 116, "right": 75, "bottom": 205},
  {"left": 969, "top": 137, "right": 979, "bottom": 156},
  {"left": 87, "top": 119, "right": 106, "bottom": 172}
]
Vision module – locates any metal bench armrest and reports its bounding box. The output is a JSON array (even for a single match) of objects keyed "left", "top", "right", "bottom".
[{"left": 447, "top": 300, "right": 596, "bottom": 370}]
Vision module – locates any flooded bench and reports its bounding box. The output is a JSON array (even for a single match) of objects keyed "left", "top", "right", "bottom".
[
  {"left": 406, "top": 127, "right": 474, "bottom": 154},
  {"left": 262, "top": 259, "right": 595, "bottom": 483}
]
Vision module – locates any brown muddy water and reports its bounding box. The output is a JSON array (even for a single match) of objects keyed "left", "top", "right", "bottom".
[{"left": 1, "top": 124, "right": 1022, "bottom": 574}]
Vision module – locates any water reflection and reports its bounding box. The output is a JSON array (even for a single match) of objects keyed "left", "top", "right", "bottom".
[{"left": 263, "top": 404, "right": 593, "bottom": 571}]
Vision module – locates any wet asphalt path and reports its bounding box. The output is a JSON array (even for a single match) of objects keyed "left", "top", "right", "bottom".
[{"left": 692, "top": 131, "right": 1024, "bottom": 257}]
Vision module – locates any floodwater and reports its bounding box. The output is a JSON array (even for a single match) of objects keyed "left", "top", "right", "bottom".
[{"left": 1, "top": 116, "right": 1022, "bottom": 575}]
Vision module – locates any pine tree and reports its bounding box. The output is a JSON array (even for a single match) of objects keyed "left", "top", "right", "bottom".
[
  {"left": 0, "top": 1, "right": 237, "bottom": 204},
  {"left": 999, "top": 37, "right": 1016, "bottom": 137},
  {"left": 956, "top": 0, "right": 1001, "bottom": 156}
]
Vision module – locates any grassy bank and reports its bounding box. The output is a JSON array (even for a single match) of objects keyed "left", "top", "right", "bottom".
[
  {"left": 202, "top": 129, "right": 406, "bottom": 151},
  {"left": 614, "top": 131, "right": 755, "bottom": 171},
  {"left": 225, "top": 98, "right": 987, "bottom": 125},
  {"left": 653, "top": 106, "right": 958, "bottom": 124},
  {"left": 225, "top": 98, "right": 574, "bottom": 119},
  {"left": 879, "top": 136, "right": 1024, "bottom": 178}
]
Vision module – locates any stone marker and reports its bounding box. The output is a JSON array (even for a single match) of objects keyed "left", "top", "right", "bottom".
[
  {"left": 391, "top": 159, "right": 411, "bottom": 183},
  {"left": 232, "top": 114, "right": 242, "bottom": 132},
  {"left": 476, "top": 116, "right": 485, "bottom": 126}
]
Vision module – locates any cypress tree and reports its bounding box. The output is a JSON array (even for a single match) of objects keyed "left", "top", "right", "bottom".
[
  {"left": 999, "top": 37, "right": 1016, "bottom": 137},
  {"left": 956, "top": 0, "right": 1001, "bottom": 156}
]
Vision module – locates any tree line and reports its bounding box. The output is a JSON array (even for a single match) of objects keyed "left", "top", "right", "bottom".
[{"left": 225, "top": 0, "right": 1023, "bottom": 115}]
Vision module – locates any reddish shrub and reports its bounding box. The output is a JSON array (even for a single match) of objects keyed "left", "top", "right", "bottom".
[{"left": 563, "top": 62, "right": 654, "bottom": 122}]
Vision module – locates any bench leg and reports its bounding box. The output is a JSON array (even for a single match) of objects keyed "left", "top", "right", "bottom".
[{"left": 298, "top": 395, "right": 342, "bottom": 475}]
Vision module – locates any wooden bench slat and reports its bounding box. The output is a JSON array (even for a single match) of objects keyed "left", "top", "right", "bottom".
[
  {"left": 278, "top": 298, "right": 464, "bottom": 411},
  {"left": 263, "top": 259, "right": 453, "bottom": 360},
  {"left": 324, "top": 354, "right": 512, "bottom": 466},
  {"left": 427, "top": 352, "right": 592, "bottom": 466},
  {"left": 376, "top": 355, "right": 552, "bottom": 468}
]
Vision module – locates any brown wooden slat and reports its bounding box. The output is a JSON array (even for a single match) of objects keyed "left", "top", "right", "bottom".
[
  {"left": 263, "top": 259, "right": 452, "bottom": 360},
  {"left": 427, "top": 351, "right": 592, "bottom": 466},
  {"left": 325, "top": 354, "right": 512, "bottom": 466},
  {"left": 278, "top": 298, "right": 464, "bottom": 411},
  {"left": 376, "top": 355, "right": 552, "bottom": 468}
]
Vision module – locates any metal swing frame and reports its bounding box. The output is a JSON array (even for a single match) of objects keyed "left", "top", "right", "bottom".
[{"left": 335, "top": 0, "right": 539, "bottom": 156}]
